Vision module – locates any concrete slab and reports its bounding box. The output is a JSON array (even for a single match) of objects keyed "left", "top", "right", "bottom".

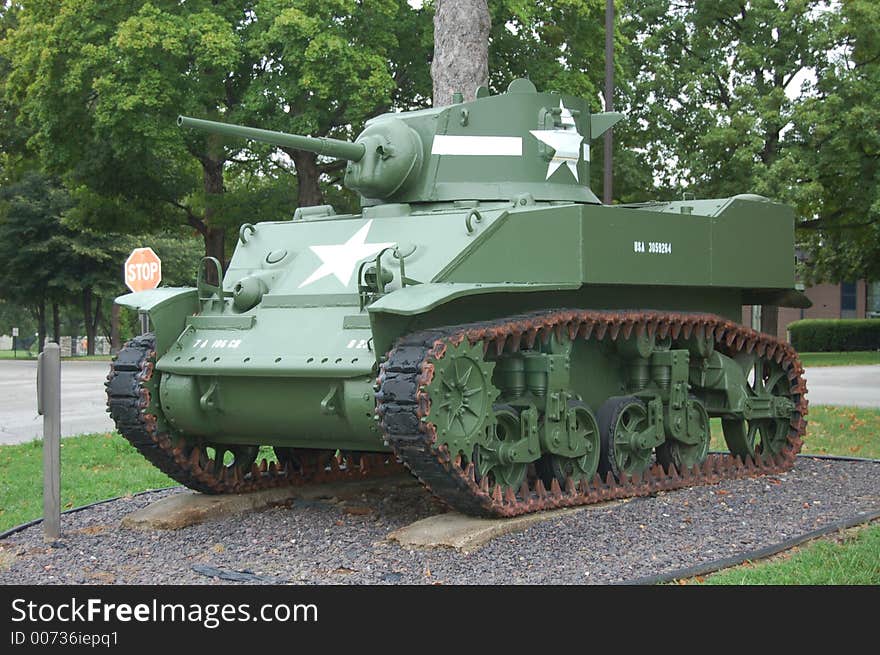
[
  {"left": 122, "top": 475, "right": 416, "bottom": 531},
  {"left": 388, "top": 499, "right": 625, "bottom": 554}
]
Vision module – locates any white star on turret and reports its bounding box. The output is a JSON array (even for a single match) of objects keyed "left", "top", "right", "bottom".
[
  {"left": 299, "top": 220, "right": 394, "bottom": 288},
  {"left": 529, "top": 99, "right": 584, "bottom": 182}
]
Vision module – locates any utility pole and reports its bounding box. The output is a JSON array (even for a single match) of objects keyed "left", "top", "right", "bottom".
[{"left": 603, "top": 0, "right": 614, "bottom": 204}]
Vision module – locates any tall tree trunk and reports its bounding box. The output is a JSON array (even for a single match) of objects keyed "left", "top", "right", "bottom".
[
  {"left": 432, "top": 0, "right": 490, "bottom": 106},
  {"left": 110, "top": 302, "right": 121, "bottom": 353},
  {"left": 82, "top": 288, "right": 91, "bottom": 356},
  {"left": 202, "top": 157, "right": 226, "bottom": 282},
  {"left": 36, "top": 300, "right": 46, "bottom": 354},
  {"left": 288, "top": 149, "right": 324, "bottom": 207},
  {"left": 52, "top": 301, "right": 60, "bottom": 344},
  {"left": 204, "top": 226, "right": 226, "bottom": 283},
  {"left": 90, "top": 298, "right": 102, "bottom": 356},
  {"left": 82, "top": 288, "right": 101, "bottom": 356}
]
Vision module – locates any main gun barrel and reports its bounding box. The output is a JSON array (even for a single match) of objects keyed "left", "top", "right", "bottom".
[{"left": 178, "top": 115, "right": 366, "bottom": 162}]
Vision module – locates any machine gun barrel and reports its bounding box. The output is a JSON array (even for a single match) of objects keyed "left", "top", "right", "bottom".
[{"left": 177, "top": 115, "right": 366, "bottom": 162}]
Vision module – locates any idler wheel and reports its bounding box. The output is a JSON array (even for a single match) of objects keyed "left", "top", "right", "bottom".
[{"left": 722, "top": 357, "right": 793, "bottom": 461}]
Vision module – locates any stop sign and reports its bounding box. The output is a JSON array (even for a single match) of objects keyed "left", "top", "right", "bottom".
[{"left": 124, "top": 247, "right": 162, "bottom": 293}]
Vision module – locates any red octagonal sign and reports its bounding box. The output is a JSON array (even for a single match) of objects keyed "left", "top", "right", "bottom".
[{"left": 124, "top": 247, "right": 162, "bottom": 293}]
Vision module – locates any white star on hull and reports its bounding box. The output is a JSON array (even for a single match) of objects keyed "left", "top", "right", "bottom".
[
  {"left": 530, "top": 99, "right": 585, "bottom": 182},
  {"left": 299, "top": 219, "right": 395, "bottom": 288}
]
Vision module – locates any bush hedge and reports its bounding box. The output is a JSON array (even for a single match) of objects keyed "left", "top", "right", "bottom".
[{"left": 788, "top": 319, "right": 880, "bottom": 352}]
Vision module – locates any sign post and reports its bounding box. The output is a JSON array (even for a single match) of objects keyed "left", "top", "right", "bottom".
[
  {"left": 37, "top": 343, "right": 61, "bottom": 541},
  {"left": 124, "top": 247, "right": 162, "bottom": 335},
  {"left": 12, "top": 326, "right": 18, "bottom": 359}
]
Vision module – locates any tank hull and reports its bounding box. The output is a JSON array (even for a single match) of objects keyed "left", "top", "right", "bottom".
[
  {"left": 118, "top": 197, "right": 804, "bottom": 451},
  {"left": 110, "top": 198, "right": 808, "bottom": 510}
]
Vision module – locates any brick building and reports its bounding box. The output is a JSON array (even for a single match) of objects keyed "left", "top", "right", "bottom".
[{"left": 743, "top": 280, "right": 880, "bottom": 342}]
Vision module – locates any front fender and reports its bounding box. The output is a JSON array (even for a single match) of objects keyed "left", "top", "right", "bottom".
[
  {"left": 116, "top": 287, "right": 198, "bottom": 357},
  {"left": 367, "top": 281, "right": 577, "bottom": 355}
]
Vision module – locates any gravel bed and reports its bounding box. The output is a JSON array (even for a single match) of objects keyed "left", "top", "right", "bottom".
[{"left": 1, "top": 458, "right": 877, "bottom": 585}]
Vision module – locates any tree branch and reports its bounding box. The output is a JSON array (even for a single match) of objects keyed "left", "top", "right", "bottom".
[
  {"left": 797, "top": 212, "right": 879, "bottom": 231},
  {"left": 317, "top": 160, "right": 347, "bottom": 175},
  {"left": 167, "top": 199, "right": 207, "bottom": 236}
]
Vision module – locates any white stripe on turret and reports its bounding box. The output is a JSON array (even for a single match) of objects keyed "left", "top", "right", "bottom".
[{"left": 431, "top": 135, "right": 522, "bottom": 156}]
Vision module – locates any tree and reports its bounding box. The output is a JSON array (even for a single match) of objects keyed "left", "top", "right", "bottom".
[
  {"left": 432, "top": 0, "right": 490, "bottom": 105},
  {"left": 780, "top": 0, "right": 880, "bottom": 283},
  {"left": 620, "top": 0, "right": 833, "bottom": 196},
  {"left": 0, "top": 172, "right": 75, "bottom": 351},
  {"left": 0, "top": 2, "right": 28, "bottom": 185},
  {"left": 617, "top": 0, "right": 878, "bottom": 282},
  {"left": 2, "top": 1, "right": 432, "bottom": 267}
]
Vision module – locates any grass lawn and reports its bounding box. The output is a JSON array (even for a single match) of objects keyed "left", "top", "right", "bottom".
[
  {"left": 0, "top": 433, "right": 174, "bottom": 533},
  {"left": 694, "top": 524, "right": 880, "bottom": 585},
  {"left": 798, "top": 351, "right": 880, "bottom": 367}
]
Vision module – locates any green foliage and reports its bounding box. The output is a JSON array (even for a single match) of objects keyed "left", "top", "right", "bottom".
[
  {"left": 1, "top": 0, "right": 433, "bottom": 261},
  {"left": 0, "top": 171, "right": 77, "bottom": 314},
  {"left": 488, "top": 0, "right": 605, "bottom": 100},
  {"left": 788, "top": 319, "right": 880, "bottom": 352},
  {"left": 0, "top": 299, "right": 35, "bottom": 338},
  {"left": 784, "top": 0, "right": 880, "bottom": 284},
  {"left": 485, "top": 0, "right": 655, "bottom": 203},
  {"left": 619, "top": 0, "right": 880, "bottom": 281},
  {"left": 0, "top": 170, "right": 204, "bottom": 345}
]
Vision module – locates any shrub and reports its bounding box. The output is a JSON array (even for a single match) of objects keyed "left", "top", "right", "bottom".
[{"left": 788, "top": 319, "right": 880, "bottom": 352}]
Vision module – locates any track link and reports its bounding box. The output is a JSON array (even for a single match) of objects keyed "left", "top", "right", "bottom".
[
  {"left": 377, "top": 309, "right": 808, "bottom": 517},
  {"left": 106, "top": 333, "right": 402, "bottom": 494}
]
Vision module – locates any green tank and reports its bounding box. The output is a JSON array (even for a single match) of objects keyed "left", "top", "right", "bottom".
[{"left": 107, "top": 79, "right": 809, "bottom": 517}]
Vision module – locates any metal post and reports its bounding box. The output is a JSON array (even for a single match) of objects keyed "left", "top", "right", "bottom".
[
  {"left": 603, "top": 0, "right": 614, "bottom": 204},
  {"left": 37, "top": 343, "right": 61, "bottom": 541},
  {"left": 761, "top": 305, "right": 779, "bottom": 339}
]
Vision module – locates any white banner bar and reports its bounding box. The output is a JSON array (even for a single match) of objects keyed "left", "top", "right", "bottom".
[{"left": 431, "top": 135, "right": 522, "bottom": 156}]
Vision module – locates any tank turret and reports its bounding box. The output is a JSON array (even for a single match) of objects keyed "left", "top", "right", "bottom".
[{"left": 180, "top": 79, "right": 623, "bottom": 205}]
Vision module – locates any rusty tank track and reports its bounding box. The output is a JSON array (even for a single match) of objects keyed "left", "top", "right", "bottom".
[
  {"left": 376, "top": 309, "right": 808, "bottom": 517},
  {"left": 106, "top": 333, "right": 403, "bottom": 494}
]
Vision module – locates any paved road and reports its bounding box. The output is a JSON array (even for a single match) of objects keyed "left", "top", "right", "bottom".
[
  {"left": 803, "top": 365, "right": 880, "bottom": 409},
  {"left": 0, "top": 360, "right": 877, "bottom": 445},
  {"left": 0, "top": 359, "right": 114, "bottom": 445}
]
